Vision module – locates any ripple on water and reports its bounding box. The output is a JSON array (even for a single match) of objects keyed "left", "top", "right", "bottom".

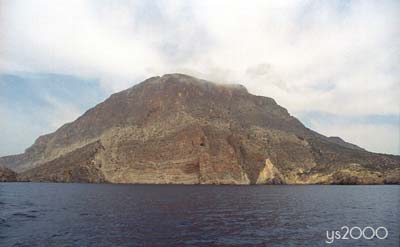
[{"left": 12, "top": 212, "right": 37, "bottom": 219}]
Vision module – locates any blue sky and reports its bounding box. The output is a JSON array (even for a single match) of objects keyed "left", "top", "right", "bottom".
[
  {"left": 0, "top": 73, "right": 107, "bottom": 156},
  {"left": 0, "top": 0, "right": 399, "bottom": 155}
]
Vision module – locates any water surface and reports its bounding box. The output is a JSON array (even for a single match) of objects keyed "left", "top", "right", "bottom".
[{"left": 0, "top": 183, "right": 399, "bottom": 247}]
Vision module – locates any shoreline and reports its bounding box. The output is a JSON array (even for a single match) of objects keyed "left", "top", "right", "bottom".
[{"left": 1, "top": 181, "right": 399, "bottom": 186}]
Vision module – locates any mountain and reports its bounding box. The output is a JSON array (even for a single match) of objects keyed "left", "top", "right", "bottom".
[{"left": 1, "top": 74, "right": 399, "bottom": 184}]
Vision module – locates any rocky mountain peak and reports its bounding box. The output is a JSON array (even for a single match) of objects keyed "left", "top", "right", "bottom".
[
  {"left": 160, "top": 73, "right": 248, "bottom": 93},
  {"left": 123, "top": 73, "right": 251, "bottom": 105}
]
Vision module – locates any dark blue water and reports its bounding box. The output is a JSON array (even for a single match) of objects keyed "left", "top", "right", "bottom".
[{"left": 0, "top": 183, "right": 399, "bottom": 247}]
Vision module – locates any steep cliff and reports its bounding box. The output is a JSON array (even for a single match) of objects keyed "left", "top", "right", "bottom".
[{"left": 1, "top": 74, "right": 399, "bottom": 184}]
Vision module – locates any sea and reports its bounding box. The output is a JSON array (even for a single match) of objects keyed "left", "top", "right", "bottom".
[{"left": 0, "top": 183, "right": 399, "bottom": 247}]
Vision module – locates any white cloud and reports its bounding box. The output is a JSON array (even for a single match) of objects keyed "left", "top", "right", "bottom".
[
  {"left": 0, "top": 0, "right": 165, "bottom": 92},
  {"left": 0, "top": 0, "right": 399, "bottom": 154}
]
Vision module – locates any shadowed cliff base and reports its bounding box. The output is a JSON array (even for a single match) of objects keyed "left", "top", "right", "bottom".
[{"left": 1, "top": 74, "right": 399, "bottom": 184}]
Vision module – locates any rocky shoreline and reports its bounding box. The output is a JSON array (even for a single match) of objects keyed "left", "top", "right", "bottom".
[
  {"left": 0, "top": 167, "right": 18, "bottom": 182},
  {"left": 2, "top": 167, "right": 399, "bottom": 185}
]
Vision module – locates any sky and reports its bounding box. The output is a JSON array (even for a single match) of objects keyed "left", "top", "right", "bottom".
[{"left": 0, "top": 0, "right": 399, "bottom": 156}]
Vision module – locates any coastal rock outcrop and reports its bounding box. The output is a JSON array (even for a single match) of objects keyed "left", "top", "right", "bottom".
[{"left": 0, "top": 167, "right": 17, "bottom": 182}]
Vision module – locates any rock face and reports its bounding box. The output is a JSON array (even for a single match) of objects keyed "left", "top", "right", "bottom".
[
  {"left": 1, "top": 74, "right": 399, "bottom": 184},
  {"left": 0, "top": 167, "right": 18, "bottom": 182}
]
